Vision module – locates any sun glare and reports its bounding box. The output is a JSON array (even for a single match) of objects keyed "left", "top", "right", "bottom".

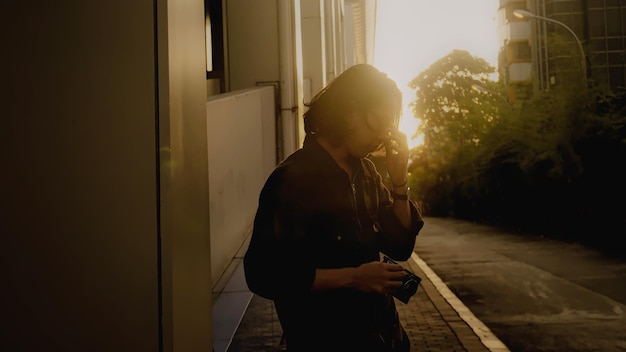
[{"left": 374, "top": 0, "right": 499, "bottom": 149}]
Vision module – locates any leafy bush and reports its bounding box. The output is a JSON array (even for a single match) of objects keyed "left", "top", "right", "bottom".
[{"left": 407, "top": 50, "right": 626, "bottom": 255}]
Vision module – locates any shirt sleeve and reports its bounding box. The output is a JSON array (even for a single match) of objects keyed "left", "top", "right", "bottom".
[
  {"left": 373, "top": 168, "right": 425, "bottom": 261},
  {"left": 243, "top": 169, "right": 317, "bottom": 300}
]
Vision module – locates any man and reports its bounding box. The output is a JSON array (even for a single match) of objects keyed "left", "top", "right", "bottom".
[{"left": 244, "top": 64, "right": 424, "bottom": 352}]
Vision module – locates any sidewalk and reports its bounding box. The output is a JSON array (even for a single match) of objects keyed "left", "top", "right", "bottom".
[{"left": 213, "top": 234, "right": 510, "bottom": 352}]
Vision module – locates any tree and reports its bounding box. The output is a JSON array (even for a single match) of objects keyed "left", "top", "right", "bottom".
[
  {"left": 407, "top": 49, "right": 499, "bottom": 214},
  {"left": 409, "top": 49, "right": 499, "bottom": 162},
  {"left": 406, "top": 49, "right": 625, "bottom": 254}
]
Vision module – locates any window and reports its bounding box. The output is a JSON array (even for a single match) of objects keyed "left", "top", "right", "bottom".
[
  {"left": 608, "top": 38, "right": 624, "bottom": 51},
  {"left": 588, "top": 9, "right": 606, "bottom": 37},
  {"left": 554, "top": 0, "right": 578, "bottom": 12},
  {"left": 505, "top": 1, "right": 527, "bottom": 22},
  {"left": 608, "top": 52, "right": 624, "bottom": 65},
  {"left": 590, "top": 38, "right": 607, "bottom": 51},
  {"left": 591, "top": 52, "right": 608, "bottom": 66},
  {"left": 507, "top": 41, "right": 531, "bottom": 62},
  {"left": 205, "top": 0, "right": 225, "bottom": 92},
  {"left": 606, "top": 10, "right": 622, "bottom": 36},
  {"left": 587, "top": 0, "right": 605, "bottom": 9},
  {"left": 609, "top": 66, "right": 625, "bottom": 89}
]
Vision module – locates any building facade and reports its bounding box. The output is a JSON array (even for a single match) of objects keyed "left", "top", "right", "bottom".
[{"left": 497, "top": 0, "right": 626, "bottom": 102}]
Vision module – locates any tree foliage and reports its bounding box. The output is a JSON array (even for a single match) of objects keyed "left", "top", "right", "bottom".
[
  {"left": 407, "top": 49, "right": 626, "bottom": 256},
  {"left": 409, "top": 49, "right": 498, "bottom": 164},
  {"left": 407, "top": 50, "right": 502, "bottom": 214}
]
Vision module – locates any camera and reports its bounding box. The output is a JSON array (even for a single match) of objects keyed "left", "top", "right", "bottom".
[{"left": 383, "top": 256, "right": 421, "bottom": 304}]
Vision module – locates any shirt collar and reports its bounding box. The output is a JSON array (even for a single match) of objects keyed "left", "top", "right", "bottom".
[{"left": 302, "top": 135, "right": 363, "bottom": 179}]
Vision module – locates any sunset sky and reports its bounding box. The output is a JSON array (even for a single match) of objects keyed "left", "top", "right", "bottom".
[{"left": 374, "top": 0, "right": 500, "bottom": 147}]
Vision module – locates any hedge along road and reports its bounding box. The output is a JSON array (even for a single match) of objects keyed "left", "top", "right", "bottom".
[{"left": 412, "top": 216, "right": 626, "bottom": 352}]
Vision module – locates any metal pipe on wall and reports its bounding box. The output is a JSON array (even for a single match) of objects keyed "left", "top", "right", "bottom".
[{"left": 278, "top": 0, "right": 305, "bottom": 161}]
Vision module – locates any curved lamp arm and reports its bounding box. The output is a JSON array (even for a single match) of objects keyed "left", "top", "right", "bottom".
[{"left": 513, "top": 9, "right": 586, "bottom": 80}]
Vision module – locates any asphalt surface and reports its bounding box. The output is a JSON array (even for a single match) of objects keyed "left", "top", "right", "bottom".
[{"left": 413, "top": 217, "right": 626, "bottom": 352}]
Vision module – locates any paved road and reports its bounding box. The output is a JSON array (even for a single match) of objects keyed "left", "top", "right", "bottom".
[{"left": 414, "top": 217, "right": 626, "bottom": 352}]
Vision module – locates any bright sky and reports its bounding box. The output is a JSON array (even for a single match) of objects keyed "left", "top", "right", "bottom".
[{"left": 374, "top": 0, "right": 500, "bottom": 147}]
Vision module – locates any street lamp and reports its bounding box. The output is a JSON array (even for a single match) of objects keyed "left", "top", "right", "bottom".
[
  {"left": 471, "top": 84, "right": 510, "bottom": 105},
  {"left": 513, "top": 9, "right": 587, "bottom": 84}
]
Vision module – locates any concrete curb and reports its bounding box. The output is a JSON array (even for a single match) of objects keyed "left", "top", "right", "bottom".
[{"left": 410, "top": 253, "right": 510, "bottom": 352}]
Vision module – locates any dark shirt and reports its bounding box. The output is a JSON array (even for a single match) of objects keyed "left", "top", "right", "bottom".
[{"left": 244, "top": 136, "right": 424, "bottom": 351}]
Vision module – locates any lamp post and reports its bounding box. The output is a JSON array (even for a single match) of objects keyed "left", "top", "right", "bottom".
[
  {"left": 471, "top": 84, "right": 510, "bottom": 105},
  {"left": 513, "top": 9, "right": 587, "bottom": 85}
]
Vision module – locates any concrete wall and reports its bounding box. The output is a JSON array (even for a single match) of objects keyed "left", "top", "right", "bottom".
[
  {"left": 206, "top": 87, "right": 277, "bottom": 284},
  {"left": 1, "top": 0, "right": 212, "bottom": 350},
  {"left": 1, "top": 1, "right": 160, "bottom": 350},
  {"left": 158, "top": 0, "right": 213, "bottom": 350}
]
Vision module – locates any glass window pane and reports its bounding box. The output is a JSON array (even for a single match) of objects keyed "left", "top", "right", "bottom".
[
  {"left": 591, "top": 52, "right": 608, "bottom": 66},
  {"left": 608, "top": 52, "right": 624, "bottom": 65},
  {"left": 588, "top": 9, "right": 606, "bottom": 37},
  {"left": 587, "top": 0, "right": 604, "bottom": 8},
  {"left": 609, "top": 67, "right": 625, "bottom": 90},
  {"left": 205, "top": 15, "right": 213, "bottom": 72},
  {"left": 509, "top": 41, "right": 531, "bottom": 61},
  {"left": 607, "top": 38, "right": 624, "bottom": 50},
  {"left": 590, "top": 38, "right": 607, "bottom": 51},
  {"left": 554, "top": 1, "right": 573, "bottom": 12},
  {"left": 606, "top": 10, "right": 622, "bottom": 36}
]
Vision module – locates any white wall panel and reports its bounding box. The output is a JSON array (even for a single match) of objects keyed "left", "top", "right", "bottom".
[{"left": 206, "top": 87, "right": 276, "bottom": 283}]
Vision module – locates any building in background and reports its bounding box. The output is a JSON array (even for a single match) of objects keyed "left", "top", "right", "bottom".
[
  {"left": 496, "top": 0, "right": 626, "bottom": 102},
  {"left": 497, "top": 0, "right": 533, "bottom": 102}
]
